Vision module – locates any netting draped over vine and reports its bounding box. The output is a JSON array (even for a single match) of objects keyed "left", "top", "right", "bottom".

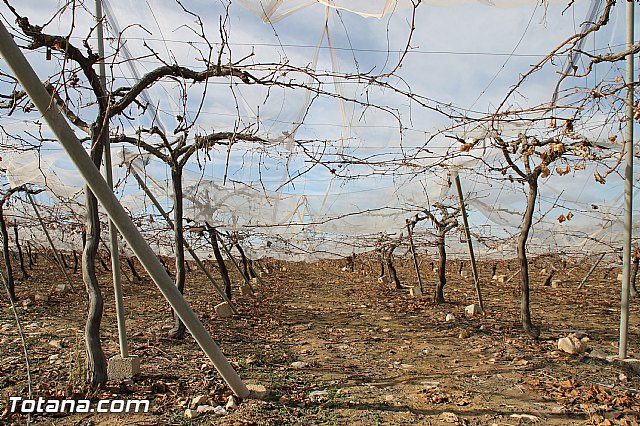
[{"left": 0, "top": 0, "right": 637, "bottom": 261}]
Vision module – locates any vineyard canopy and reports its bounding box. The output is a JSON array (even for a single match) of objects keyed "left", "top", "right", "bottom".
[{"left": 0, "top": 0, "right": 637, "bottom": 261}]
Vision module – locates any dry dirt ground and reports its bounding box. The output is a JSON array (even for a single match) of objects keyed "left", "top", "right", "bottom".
[{"left": 1, "top": 253, "right": 639, "bottom": 425}]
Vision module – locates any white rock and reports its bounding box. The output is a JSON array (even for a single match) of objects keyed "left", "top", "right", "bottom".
[
  {"left": 225, "top": 395, "right": 237, "bottom": 411},
  {"left": 191, "top": 394, "right": 210, "bottom": 408},
  {"left": 184, "top": 408, "right": 199, "bottom": 419},
  {"left": 551, "top": 279, "right": 562, "bottom": 288},
  {"left": 460, "top": 270, "right": 469, "bottom": 279},
  {"left": 558, "top": 335, "right": 588, "bottom": 354},
  {"left": 464, "top": 304, "right": 482, "bottom": 317},
  {"left": 49, "top": 340, "right": 63, "bottom": 349},
  {"left": 213, "top": 406, "right": 227, "bottom": 416},
  {"left": 309, "top": 390, "right": 328, "bottom": 401},
  {"left": 196, "top": 404, "right": 216, "bottom": 413},
  {"left": 22, "top": 298, "right": 33, "bottom": 308},
  {"left": 445, "top": 313, "right": 456, "bottom": 322},
  {"left": 34, "top": 293, "right": 49, "bottom": 302},
  {"left": 247, "top": 383, "right": 270, "bottom": 400},
  {"left": 510, "top": 413, "right": 539, "bottom": 422},
  {"left": 290, "top": 361, "right": 309, "bottom": 369},
  {"left": 55, "top": 284, "right": 69, "bottom": 293}
]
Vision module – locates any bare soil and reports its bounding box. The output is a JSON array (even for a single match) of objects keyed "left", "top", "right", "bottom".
[{"left": 1, "top": 253, "right": 639, "bottom": 425}]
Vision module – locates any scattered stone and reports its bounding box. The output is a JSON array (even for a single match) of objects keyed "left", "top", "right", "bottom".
[
  {"left": 225, "top": 395, "right": 238, "bottom": 411},
  {"left": 464, "top": 304, "right": 482, "bottom": 317},
  {"left": 439, "top": 412, "right": 460, "bottom": 423},
  {"left": 382, "top": 328, "right": 391, "bottom": 333},
  {"left": 409, "top": 286, "right": 422, "bottom": 297},
  {"left": 49, "top": 340, "right": 63, "bottom": 349},
  {"left": 191, "top": 395, "right": 210, "bottom": 408},
  {"left": 617, "top": 273, "right": 623, "bottom": 281},
  {"left": 22, "top": 298, "right": 33, "bottom": 308},
  {"left": 377, "top": 276, "right": 388, "bottom": 284},
  {"left": 309, "top": 390, "right": 328, "bottom": 401},
  {"left": 55, "top": 284, "right": 69, "bottom": 293},
  {"left": 214, "top": 302, "right": 233, "bottom": 318},
  {"left": 290, "top": 361, "right": 309, "bottom": 369},
  {"left": 551, "top": 279, "right": 562, "bottom": 288},
  {"left": 251, "top": 277, "right": 258, "bottom": 285},
  {"left": 196, "top": 404, "right": 216, "bottom": 413},
  {"left": 445, "top": 313, "right": 456, "bottom": 322},
  {"left": 558, "top": 335, "right": 588, "bottom": 354},
  {"left": 619, "top": 373, "right": 628, "bottom": 382},
  {"left": 460, "top": 270, "right": 469, "bottom": 279},
  {"left": 213, "top": 406, "right": 227, "bottom": 416},
  {"left": 184, "top": 408, "right": 199, "bottom": 419},
  {"left": 384, "top": 394, "right": 395, "bottom": 402},
  {"left": 34, "top": 293, "right": 49, "bottom": 302},
  {"left": 492, "top": 274, "right": 506, "bottom": 283},
  {"left": 246, "top": 384, "right": 270, "bottom": 400},
  {"left": 458, "top": 330, "right": 472, "bottom": 339},
  {"left": 510, "top": 413, "right": 539, "bottom": 422}
]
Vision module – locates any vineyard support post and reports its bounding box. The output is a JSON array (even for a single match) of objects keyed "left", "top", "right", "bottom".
[
  {"left": 619, "top": 0, "right": 635, "bottom": 361},
  {"left": 452, "top": 170, "right": 484, "bottom": 311}
]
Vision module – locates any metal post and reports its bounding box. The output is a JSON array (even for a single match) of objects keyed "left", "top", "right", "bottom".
[
  {"left": 405, "top": 219, "right": 424, "bottom": 293},
  {"left": 95, "top": 0, "right": 129, "bottom": 359},
  {"left": 127, "top": 166, "right": 239, "bottom": 314},
  {"left": 578, "top": 252, "right": 605, "bottom": 290},
  {"left": 27, "top": 193, "right": 75, "bottom": 293},
  {"left": 619, "top": 0, "right": 634, "bottom": 361},
  {"left": 452, "top": 170, "right": 484, "bottom": 311},
  {"left": 0, "top": 21, "right": 249, "bottom": 398}
]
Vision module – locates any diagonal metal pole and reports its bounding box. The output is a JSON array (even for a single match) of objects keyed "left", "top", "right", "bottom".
[
  {"left": 0, "top": 21, "right": 249, "bottom": 398},
  {"left": 95, "top": 0, "right": 129, "bottom": 359},
  {"left": 578, "top": 252, "right": 605, "bottom": 290},
  {"left": 127, "top": 166, "right": 239, "bottom": 314},
  {"left": 619, "top": 0, "right": 635, "bottom": 361},
  {"left": 452, "top": 170, "right": 484, "bottom": 311}
]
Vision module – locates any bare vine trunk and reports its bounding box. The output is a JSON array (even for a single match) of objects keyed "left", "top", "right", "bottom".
[
  {"left": 518, "top": 180, "right": 540, "bottom": 338},
  {"left": 434, "top": 232, "right": 446, "bottom": 304},
  {"left": 168, "top": 167, "right": 186, "bottom": 339},
  {"left": 631, "top": 256, "right": 639, "bottom": 298},
  {"left": 0, "top": 210, "right": 15, "bottom": 300},
  {"left": 13, "top": 225, "right": 28, "bottom": 280},
  {"left": 82, "top": 132, "right": 107, "bottom": 389},
  {"left": 209, "top": 227, "right": 232, "bottom": 300}
]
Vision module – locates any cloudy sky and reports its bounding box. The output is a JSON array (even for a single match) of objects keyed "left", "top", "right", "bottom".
[{"left": 0, "top": 0, "right": 637, "bottom": 258}]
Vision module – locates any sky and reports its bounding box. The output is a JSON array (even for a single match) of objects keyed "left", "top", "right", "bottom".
[{"left": 0, "top": 0, "right": 638, "bottom": 259}]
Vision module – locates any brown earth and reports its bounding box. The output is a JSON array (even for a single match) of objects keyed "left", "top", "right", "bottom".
[{"left": 1, "top": 252, "right": 639, "bottom": 425}]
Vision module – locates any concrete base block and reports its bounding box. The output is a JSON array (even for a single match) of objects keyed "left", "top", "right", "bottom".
[
  {"left": 622, "top": 358, "right": 640, "bottom": 374},
  {"left": 409, "top": 286, "right": 422, "bottom": 297},
  {"left": 107, "top": 355, "right": 141, "bottom": 380},
  {"left": 215, "top": 302, "right": 233, "bottom": 318},
  {"left": 240, "top": 284, "right": 253, "bottom": 296}
]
